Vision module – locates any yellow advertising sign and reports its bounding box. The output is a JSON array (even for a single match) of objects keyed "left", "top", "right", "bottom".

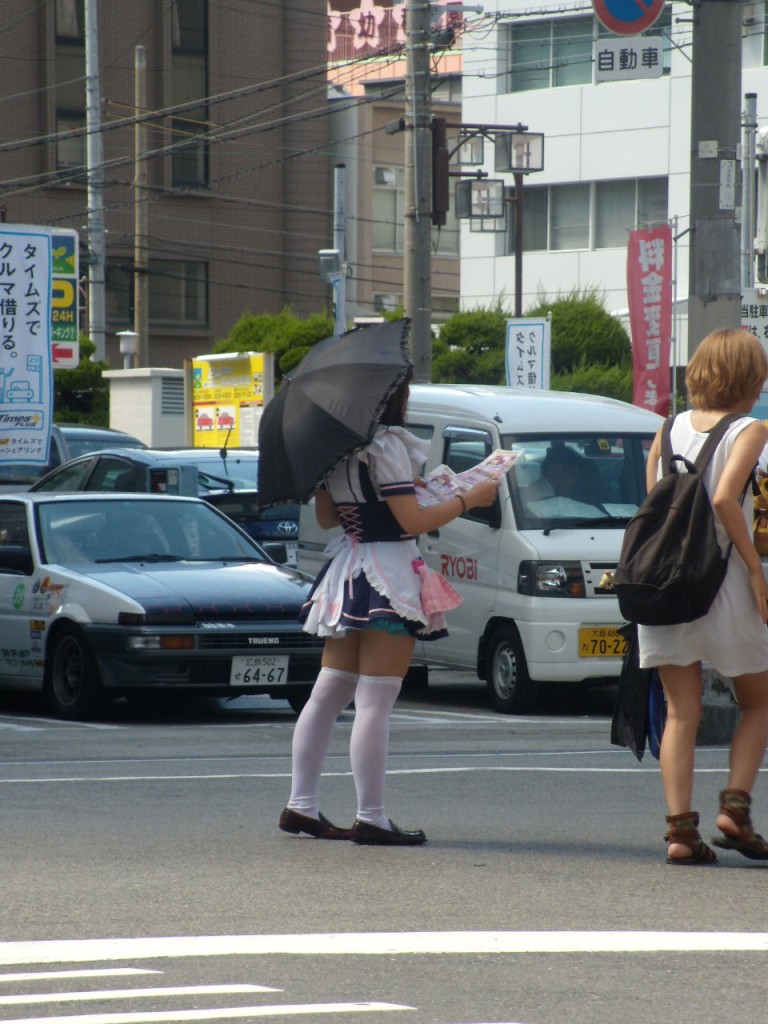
[{"left": 191, "top": 352, "right": 274, "bottom": 448}]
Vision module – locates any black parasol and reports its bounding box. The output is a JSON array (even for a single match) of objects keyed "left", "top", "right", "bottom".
[{"left": 257, "top": 319, "right": 412, "bottom": 507}]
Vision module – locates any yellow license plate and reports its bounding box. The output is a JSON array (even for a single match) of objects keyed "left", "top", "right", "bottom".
[{"left": 578, "top": 626, "right": 627, "bottom": 658}]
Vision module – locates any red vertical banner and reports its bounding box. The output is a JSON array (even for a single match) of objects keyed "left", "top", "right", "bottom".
[{"left": 627, "top": 224, "right": 672, "bottom": 416}]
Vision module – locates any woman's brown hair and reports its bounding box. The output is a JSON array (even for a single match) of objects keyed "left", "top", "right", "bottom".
[
  {"left": 685, "top": 328, "right": 768, "bottom": 410},
  {"left": 379, "top": 365, "right": 414, "bottom": 427}
]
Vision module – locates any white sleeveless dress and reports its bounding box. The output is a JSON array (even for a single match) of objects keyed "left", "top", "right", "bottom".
[{"left": 638, "top": 411, "right": 768, "bottom": 676}]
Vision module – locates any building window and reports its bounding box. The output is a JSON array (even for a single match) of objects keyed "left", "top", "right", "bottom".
[
  {"left": 372, "top": 166, "right": 459, "bottom": 256},
  {"left": 550, "top": 184, "right": 590, "bottom": 249},
  {"left": 108, "top": 259, "right": 208, "bottom": 326},
  {"left": 56, "top": 0, "right": 84, "bottom": 41},
  {"left": 171, "top": 0, "right": 209, "bottom": 188},
  {"left": 505, "top": 16, "right": 593, "bottom": 92},
  {"left": 502, "top": 9, "right": 672, "bottom": 93},
  {"left": 509, "top": 177, "right": 668, "bottom": 252},
  {"left": 55, "top": 0, "right": 86, "bottom": 175},
  {"left": 372, "top": 166, "right": 404, "bottom": 252}
]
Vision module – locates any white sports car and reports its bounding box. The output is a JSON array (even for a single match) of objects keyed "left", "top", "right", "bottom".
[{"left": 0, "top": 493, "right": 322, "bottom": 719}]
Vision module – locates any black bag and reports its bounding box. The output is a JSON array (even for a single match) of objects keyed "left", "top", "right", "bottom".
[
  {"left": 610, "top": 622, "right": 666, "bottom": 761},
  {"left": 613, "top": 413, "right": 743, "bottom": 627}
]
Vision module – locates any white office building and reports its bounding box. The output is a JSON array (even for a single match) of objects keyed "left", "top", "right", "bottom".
[{"left": 459, "top": 1, "right": 768, "bottom": 357}]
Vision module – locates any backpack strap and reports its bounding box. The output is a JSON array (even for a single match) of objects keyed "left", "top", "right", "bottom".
[{"left": 663, "top": 413, "right": 747, "bottom": 476}]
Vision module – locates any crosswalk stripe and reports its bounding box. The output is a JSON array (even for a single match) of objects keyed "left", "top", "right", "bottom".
[
  {"left": 0, "top": 985, "right": 278, "bottom": 1005},
  {"left": 0, "top": 932, "right": 767, "bottom": 964},
  {"left": 0, "top": 970, "right": 158, "bottom": 984},
  {"left": 0, "top": 1003, "right": 413, "bottom": 1024}
]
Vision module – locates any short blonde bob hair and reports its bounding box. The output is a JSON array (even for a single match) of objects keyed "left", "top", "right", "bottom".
[{"left": 685, "top": 327, "right": 768, "bottom": 410}]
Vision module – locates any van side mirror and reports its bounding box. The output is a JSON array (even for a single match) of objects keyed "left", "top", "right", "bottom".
[{"left": 0, "top": 544, "right": 33, "bottom": 575}]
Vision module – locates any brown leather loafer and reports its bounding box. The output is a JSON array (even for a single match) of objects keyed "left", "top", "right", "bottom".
[
  {"left": 350, "top": 819, "right": 427, "bottom": 845},
  {"left": 279, "top": 808, "right": 351, "bottom": 840}
]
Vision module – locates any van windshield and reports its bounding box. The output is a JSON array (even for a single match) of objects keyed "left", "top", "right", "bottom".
[{"left": 500, "top": 432, "right": 654, "bottom": 530}]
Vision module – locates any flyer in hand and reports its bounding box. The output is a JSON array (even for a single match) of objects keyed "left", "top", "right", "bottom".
[{"left": 416, "top": 449, "right": 520, "bottom": 507}]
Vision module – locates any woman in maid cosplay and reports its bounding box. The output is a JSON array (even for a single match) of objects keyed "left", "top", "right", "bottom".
[{"left": 279, "top": 367, "right": 499, "bottom": 845}]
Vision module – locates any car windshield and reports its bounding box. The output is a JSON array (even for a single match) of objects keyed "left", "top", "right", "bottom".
[
  {"left": 36, "top": 498, "right": 268, "bottom": 565},
  {"left": 497, "top": 432, "right": 654, "bottom": 530},
  {"left": 65, "top": 436, "right": 145, "bottom": 458},
  {"left": 191, "top": 453, "right": 258, "bottom": 490}
]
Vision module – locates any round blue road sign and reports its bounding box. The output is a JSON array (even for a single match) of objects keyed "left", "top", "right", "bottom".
[{"left": 592, "top": 0, "right": 665, "bottom": 35}]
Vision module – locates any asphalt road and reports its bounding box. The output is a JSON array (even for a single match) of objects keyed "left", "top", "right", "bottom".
[{"left": 0, "top": 672, "right": 767, "bottom": 1024}]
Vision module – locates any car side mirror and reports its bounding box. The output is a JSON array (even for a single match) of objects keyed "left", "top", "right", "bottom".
[
  {"left": 0, "top": 544, "right": 33, "bottom": 575},
  {"left": 263, "top": 541, "right": 288, "bottom": 565}
]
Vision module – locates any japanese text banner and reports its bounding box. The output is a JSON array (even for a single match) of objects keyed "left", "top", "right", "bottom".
[
  {"left": 627, "top": 224, "right": 672, "bottom": 416},
  {"left": 0, "top": 227, "right": 52, "bottom": 464}
]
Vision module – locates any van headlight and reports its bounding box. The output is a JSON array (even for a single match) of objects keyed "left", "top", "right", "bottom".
[{"left": 518, "top": 560, "right": 586, "bottom": 598}]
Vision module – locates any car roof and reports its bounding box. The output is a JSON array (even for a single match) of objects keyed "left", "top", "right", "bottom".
[
  {"left": 10, "top": 491, "right": 207, "bottom": 507},
  {"left": 407, "top": 383, "right": 664, "bottom": 432},
  {"left": 46, "top": 447, "right": 257, "bottom": 465},
  {"left": 57, "top": 424, "right": 144, "bottom": 438}
]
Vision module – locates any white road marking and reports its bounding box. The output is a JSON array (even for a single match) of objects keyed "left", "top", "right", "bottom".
[
  {"left": 0, "top": 985, "right": 278, "bottom": 1005},
  {"left": 0, "top": 764, "right": 756, "bottom": 784},
  {"left": 0, "top": 1003, "right": 412, "bottom": 1024},
  {"left": 0, "top": 969, "right": 158, "bottom": 983},
  {"left": 0, "top": 932, "right": 767, "bottom": 965}
]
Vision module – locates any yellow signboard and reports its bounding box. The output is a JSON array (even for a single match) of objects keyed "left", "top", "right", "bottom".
[{"left": 191, "top": 352, "right": 274, "bottom": 448}]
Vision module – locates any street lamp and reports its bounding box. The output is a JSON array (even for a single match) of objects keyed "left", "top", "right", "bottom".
[
  {"left": 318, "top": 248, "right": 347, "bottom": 336},
  {"left": 117, "top": 330, "right": 139, "bottom": 370}
]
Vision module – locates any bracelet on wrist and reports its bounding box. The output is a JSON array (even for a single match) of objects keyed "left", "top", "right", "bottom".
[{"left": 456, "top": 494, "right": 466, "bottom": 514}]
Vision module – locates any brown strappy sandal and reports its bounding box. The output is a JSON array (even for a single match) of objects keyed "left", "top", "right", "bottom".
[
  {"left": 711, "top": 789, "right": 768, "bottom": 860},
  {"left": 665, "top": 811, "right": 718, "bottom": 866}
]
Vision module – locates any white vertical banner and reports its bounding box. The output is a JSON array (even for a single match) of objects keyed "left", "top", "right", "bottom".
[
  {"left": 0, "top": 227, "right": 53, "bottom": 464},
  {"left": 505, "top": 317, "right": 551, "bottom": 390}
]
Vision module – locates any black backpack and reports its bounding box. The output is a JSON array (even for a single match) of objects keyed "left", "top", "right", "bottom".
[{"left": 613, "top": 413, "right": 745, "bottom": 626}]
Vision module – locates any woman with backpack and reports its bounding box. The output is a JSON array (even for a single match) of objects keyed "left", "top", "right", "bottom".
[{"left": 639, "top": 327, "right": 768, "bottom": 865}]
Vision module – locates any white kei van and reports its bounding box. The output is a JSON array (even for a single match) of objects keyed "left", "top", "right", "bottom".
[{"left": 298, "top": 383, "right": 662, "bottom": 713}]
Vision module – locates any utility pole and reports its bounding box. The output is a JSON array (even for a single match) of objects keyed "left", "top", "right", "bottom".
[
  {"left": 333, "top": 162, "right": 347, "bottom": 334},
  {"left": 134, "top": 45, "right": 149, "bottom": 367},
  {"left": 404, "top": 0, "right": 433, "bottom": 381},
  {"left": 742, "top": 92, "right": 757, "bottom": 290},
  {"left": 84, "top": 0, "right": 106, "bottom": 362},
  {"left": 687, "top": 0, "right": 742, "bottom": 355}
]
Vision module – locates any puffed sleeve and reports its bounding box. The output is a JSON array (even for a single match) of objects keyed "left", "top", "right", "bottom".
[{"left": 366, "top": 429, "right": 416, "bottom": 498}]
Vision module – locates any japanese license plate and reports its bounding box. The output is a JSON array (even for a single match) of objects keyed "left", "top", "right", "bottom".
[
  {"left": 578, "top": 626, "right": 627, "bottom": 658},
  {"left": 229, "top": 654, "right": 289, "bottom": 686}
]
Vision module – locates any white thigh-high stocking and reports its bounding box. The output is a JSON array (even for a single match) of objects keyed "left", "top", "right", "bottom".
[
  {"left": 350, "top": 674, "right": 402, "bottom": 829},
  {"left": 286, "top": 667, "right": 358, "bottom": 819}
]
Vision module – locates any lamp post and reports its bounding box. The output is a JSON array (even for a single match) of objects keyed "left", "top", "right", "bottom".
[
  {"left": 318, "top": 249, "right": 347, "bottom": 336},
  {"left": 449, "top": 123, "right": 544, "bottom": 318},
  {"left": 117, "top": 330, "right": 139, "bottom": 370}
]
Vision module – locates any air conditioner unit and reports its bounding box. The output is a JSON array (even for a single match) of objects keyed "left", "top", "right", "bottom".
[{"left": 374, "top": 167, "right": 397, "bottom": 186}]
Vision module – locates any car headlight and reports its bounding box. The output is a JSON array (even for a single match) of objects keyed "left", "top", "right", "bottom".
[
  {"left": 517, "top": 560, "right": 586, "bottom": 598},
  {"left": 127, "top": 635, "right": 195, "bottom": 651}
]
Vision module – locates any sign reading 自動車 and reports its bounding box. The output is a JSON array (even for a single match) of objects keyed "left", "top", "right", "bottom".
[{"left": 0, "top": 227, "right": 53, "bottom": 465}]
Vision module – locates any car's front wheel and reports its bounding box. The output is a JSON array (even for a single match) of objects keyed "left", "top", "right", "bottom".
[
  {"left": 44, "top": 624, "right": 105, "bottom": 720},
  {"left": 485, "top": 624, "right": 539, "bottom": 714}
]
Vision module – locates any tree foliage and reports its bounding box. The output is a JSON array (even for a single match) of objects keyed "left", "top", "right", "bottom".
[
  {"left": 432, "top": 306, "right": 508, "bottom": 383},
  {"left": 432, "top": 290, "right": 633, "bottom": 401},
  {"left": 215, "top": 307, "right": 334, "bottom": 379},
  {"left": 53, "top": 335, "right": 110, "bottom": 425},
  {"left": 526, "top": 287, "right": 631, "bottom": 373}
]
